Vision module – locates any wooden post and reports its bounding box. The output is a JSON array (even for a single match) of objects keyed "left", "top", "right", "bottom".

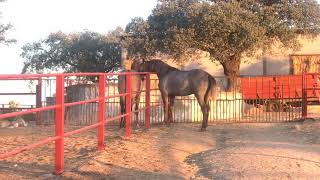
[
  {"left": 302, "top": 73, "right": 308, "bottom": 119},
  {"left": 36, "top": 78, "right": 42, "bottom": 125}
]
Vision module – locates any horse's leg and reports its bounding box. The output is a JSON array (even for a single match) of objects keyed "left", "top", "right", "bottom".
[
  {"left": 160, "top": 91, "right": 169, "bottom": 125},
  {"left": 201, "top": 102, "right": 210, "bottom": 131},
  {"left": 195, "top": 94, "right": 209, "bottom": 131},
  {"left": 168, "top": 95, "right": 175, "bottom": 124},
  {"left": 134, "top": 94, "right": 141, "bottom": 128},
  {"left": 119, "top": 97, "right": 125, "bottom": 128}
]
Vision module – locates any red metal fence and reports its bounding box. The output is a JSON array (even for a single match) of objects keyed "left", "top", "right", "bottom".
[
  {"left": 0, "top": 72, "right": 152, "bottom": 174},
  {"left": 0, "top": 72, "right": 319, "bottom": 175},
  {"left": 146, "top": 73, "right": 319, "bottom": 124},
  {"left": 174, "top": 73, "right": 319, "bottom": 123},
  {"left": 302, "top": 73, "right": 320, "bottom": 119}
]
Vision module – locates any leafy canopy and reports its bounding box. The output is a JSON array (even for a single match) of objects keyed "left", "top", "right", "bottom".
[
  {"left": 21, "top": 30, "right": 123, "bottom": 73},
  {"left": 125, "top": 17, "right": 150, "bottom": 58},
  {"left": 128, "top": 0, "right": 320, "bottom": 63}
]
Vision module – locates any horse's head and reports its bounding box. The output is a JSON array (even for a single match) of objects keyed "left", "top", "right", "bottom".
[
  {"left": 128, "top": 58, "right": 146, "bottom": 81},
  {"left": 131, "top": 58, "right": 146, "bottom": 72},
  {"left": 122, "top": 54, "right": 134, "bottom": 71}
]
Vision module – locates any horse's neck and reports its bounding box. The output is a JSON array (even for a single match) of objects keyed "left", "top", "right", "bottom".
[
  {"left": 152, "top": 63, "right": 179, "bottom": 78},
  {"left": 157, "top": 69, "right": 175, "bottom": 78},
  {"left": 124, "top": 69, "right": 136, "bottom": 72}
]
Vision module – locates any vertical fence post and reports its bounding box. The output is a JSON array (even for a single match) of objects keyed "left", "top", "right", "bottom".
[
  {"left": 145, "top": 73, "right": 151, "bottom": 128},
  {"left": 125, "top": 73, "right": 132, "bottom": 137},
  {"left": 302, "top": 73, "right": 307, "bottom": 119},
  {"left": 36, "top": 77, "right": 42, "bottom": 125},
  {"left": 55, "top": 74, "right": 65, "bottom": 175},
  {"left": 98, "top": 74, "right": 106, "bottom": 151}
]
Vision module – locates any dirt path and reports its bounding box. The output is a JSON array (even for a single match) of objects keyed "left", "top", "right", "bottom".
[{"left": 1, "top": 121, "right": 320, "bottom": 179}]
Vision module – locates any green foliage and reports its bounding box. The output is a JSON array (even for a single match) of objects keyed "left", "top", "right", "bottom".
[
  {"left": 127, "top": 0, "right": 320, "bottom": 65},
  {"left": 125, "top": 0, "right": 320, "bottom": 90},
  {"left": 125, "top": 17, "right": 150, "bottom": 58},
  {"left": 21, "top": 113, "right": 35, "bottom": 122},
  {"left": 147, "top": 0, "right": 198, "bottom": 58},
  {"left": 21, "top": 30, "right": 123, "bottom": 74}
]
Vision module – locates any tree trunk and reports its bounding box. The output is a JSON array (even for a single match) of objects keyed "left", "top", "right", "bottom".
[{"left": 220, "top": 55, "right": 241, "bottom": 91}]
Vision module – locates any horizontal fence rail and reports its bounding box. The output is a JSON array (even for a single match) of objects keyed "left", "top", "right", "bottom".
[
  {"left": 68, "top": 74, "right": 317, "bottom": 125},
  {"left": 0, "top": 72, "right": 153, "bottom": 174},
  {"left": 0, "top": 72, "right": 319, "bottom": 175}
]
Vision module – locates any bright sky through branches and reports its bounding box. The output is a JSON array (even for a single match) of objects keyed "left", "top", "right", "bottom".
[
  {"left": 0, "top": 0, "right": 157, "bottom": 73},
  {"left": 0, "top": 0, "right": 319, "bottom": 105},
  {"left": 0, "top": 0, "right": 157, "bottom": 105}
]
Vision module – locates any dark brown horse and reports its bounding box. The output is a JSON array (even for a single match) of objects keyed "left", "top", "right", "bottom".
[
  {"left": 132, "top": 60, "right": 217, "bottom": 131},
  {"left": 118, "top": 70, "right": 143, "bottom": 128}
]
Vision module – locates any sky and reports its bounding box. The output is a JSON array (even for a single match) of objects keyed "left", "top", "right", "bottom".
[
  {"left": 0, "top": 0, "right": 320, "bottom": 105},
  {"left": 0, "top": 0, "right": 157, "bottom": 105},
  {"left": 0, "top": 0, "right": 158, "bottom": 74}
]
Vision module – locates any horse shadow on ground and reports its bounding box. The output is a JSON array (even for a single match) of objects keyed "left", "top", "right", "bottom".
[
  {"left": 185, "top": 123, "right": 320, "bottom": 179},
  {"left": 59, "top": 159, "right": 184, "bottom": 180},
  {"left": 0, "top": 160, "right": 184, "bottom": 180}
]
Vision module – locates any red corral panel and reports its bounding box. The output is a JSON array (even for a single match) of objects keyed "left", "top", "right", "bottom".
[
  {"left": 0, "top": 72, "right": 153, "bottom": 175},
  {"left": 240, "top": 74, "right": 320, "bottom": 100},
  {"left": 304, "top": 74, "right": 320, "bottom": 98}
]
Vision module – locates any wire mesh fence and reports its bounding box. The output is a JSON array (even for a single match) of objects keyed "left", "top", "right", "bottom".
[
  {"left": 2, "top": 73, "right": 319, "bottom": 128},
  {"left": 36, "top": 74, "right": 320, "bottom": 126}
]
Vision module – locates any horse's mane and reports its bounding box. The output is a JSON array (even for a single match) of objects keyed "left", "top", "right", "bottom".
[{"left": 145, "top": 60, "right": 179, "bottom": 76}]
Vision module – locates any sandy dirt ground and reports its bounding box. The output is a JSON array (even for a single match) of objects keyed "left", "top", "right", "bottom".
[{"left": 0, "top": 120, "right": 320, "bottom": 180}]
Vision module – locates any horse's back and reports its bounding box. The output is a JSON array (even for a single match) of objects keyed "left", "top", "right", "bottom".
[
  {"left": 166, "top": 69, "right": 212, "bottom": 84},
  {"left": 161, "top": 69, "right": 212, "bottom": 96}
]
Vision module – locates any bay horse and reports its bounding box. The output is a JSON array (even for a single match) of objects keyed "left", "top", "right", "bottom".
[
  {"left": 118, "top": 69, "right": 143, "bottom": 128},
  {"left": 132, "top": 59, "right": 217, "bottom": 131}
]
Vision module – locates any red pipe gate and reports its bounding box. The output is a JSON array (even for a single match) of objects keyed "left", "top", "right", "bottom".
[
  {"left": 0, "top": 72, "right": 152, "bottom": 174},
  {"left": 238, "top": 73, "right": 320, "bottom": 121}
]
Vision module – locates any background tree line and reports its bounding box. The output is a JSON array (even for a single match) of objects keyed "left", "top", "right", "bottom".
[{"left": 16, "top": 0, "right": 320, "bottom": 89}]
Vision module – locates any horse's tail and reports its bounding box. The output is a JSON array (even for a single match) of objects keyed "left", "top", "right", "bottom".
[{"left": 205, "top": 74, "right": 218, "bottom": 104}]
